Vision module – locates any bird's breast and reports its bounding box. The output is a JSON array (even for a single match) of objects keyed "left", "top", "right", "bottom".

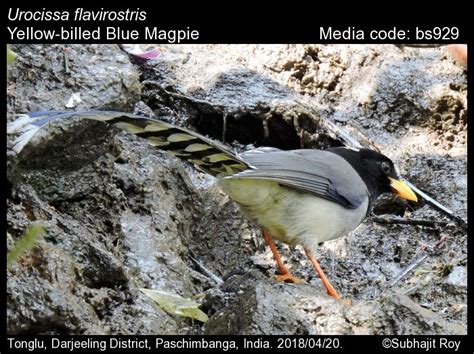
[{"left": 219, "top": 178, "right": 369, "bottom": 249}]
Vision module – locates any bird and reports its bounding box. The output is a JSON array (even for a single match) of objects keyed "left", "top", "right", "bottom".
[{"left": 8, "top": 110, "right": 418, "bottom": 300}]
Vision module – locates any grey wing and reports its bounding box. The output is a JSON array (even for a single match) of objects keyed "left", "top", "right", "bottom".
[{"left": 232, "top": 149, "right": 367, "bottom": 209}]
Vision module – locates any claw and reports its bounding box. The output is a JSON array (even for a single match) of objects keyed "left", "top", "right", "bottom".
[
  {"left": 341, "top": 298, "right": 352, "bottom": 305},
  {"left": 275, "top": 273, "right": 305, "bottom": 284}
]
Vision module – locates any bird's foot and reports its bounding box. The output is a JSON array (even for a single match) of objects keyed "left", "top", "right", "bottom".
[
  {"left": 326, "top": 287, "right": 341, "bottom": 300},
  {"left": 326, "top": 288, "right": 351, "bottom": 305},
  {"left": 275, "top": 273, "right": 305, "bottom": 284}
]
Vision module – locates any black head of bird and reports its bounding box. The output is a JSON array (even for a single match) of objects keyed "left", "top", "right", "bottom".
[{"left": 328, "top": 147, "right": 418, "bottom": 205}]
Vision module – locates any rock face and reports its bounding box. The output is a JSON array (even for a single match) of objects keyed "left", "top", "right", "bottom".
[{"left": 7, "top": 44, "right": 466, "bottom": 334}]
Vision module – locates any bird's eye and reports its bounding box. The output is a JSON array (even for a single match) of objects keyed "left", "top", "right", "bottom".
[{"left": 381, "top": 161, "right": 391, "bottom": 174}]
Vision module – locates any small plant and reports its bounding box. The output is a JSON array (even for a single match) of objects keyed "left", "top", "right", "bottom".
[
  {"left": 7, "top": 45, "right": 17, "bottom": 65},
  {"left": 7, "top": 224, "right": 45, "bottom": 268}
]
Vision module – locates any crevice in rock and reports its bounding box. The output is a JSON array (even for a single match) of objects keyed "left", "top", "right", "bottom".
[{"left": 193, "top": 112, "right": 265, "bottom": 146}]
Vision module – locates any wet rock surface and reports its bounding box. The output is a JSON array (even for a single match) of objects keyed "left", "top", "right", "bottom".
[
  {"left": 7, "top": 44, "right": 466, "bottom": 334},
  {"left": 7, "top": 44, "right": 141, "bottom": 115}
]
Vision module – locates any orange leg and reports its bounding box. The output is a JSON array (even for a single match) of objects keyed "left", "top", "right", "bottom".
[
  {"left": 263, "top": 229, "right": 304, "bottom": 284},
  {"left": 304, "top": 248, "right": 341, "bottom": 300}
]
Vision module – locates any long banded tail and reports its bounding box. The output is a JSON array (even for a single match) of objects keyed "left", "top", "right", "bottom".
[{"left": 8, "top": 110, "right": 249, "bottom": 177}]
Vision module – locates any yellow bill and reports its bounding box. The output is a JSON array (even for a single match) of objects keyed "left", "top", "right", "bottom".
[{"left": 389, "top": 178, "right": 418, "bottom": 202}]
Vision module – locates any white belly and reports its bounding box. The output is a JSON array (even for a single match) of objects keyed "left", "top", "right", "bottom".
[{"left": 219, "top": 178, "right": 369, "bottom": 249}]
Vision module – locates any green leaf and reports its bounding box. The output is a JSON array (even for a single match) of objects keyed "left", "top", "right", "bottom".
[
  {"left": 7, "top": 224, "right": 45, "bottom": 267},
  {"left": 140, "top": 288, "right": 209, "bottom": 323},
  {"left": 7, "top": 45, "right": 17, "bottom": 65}
]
